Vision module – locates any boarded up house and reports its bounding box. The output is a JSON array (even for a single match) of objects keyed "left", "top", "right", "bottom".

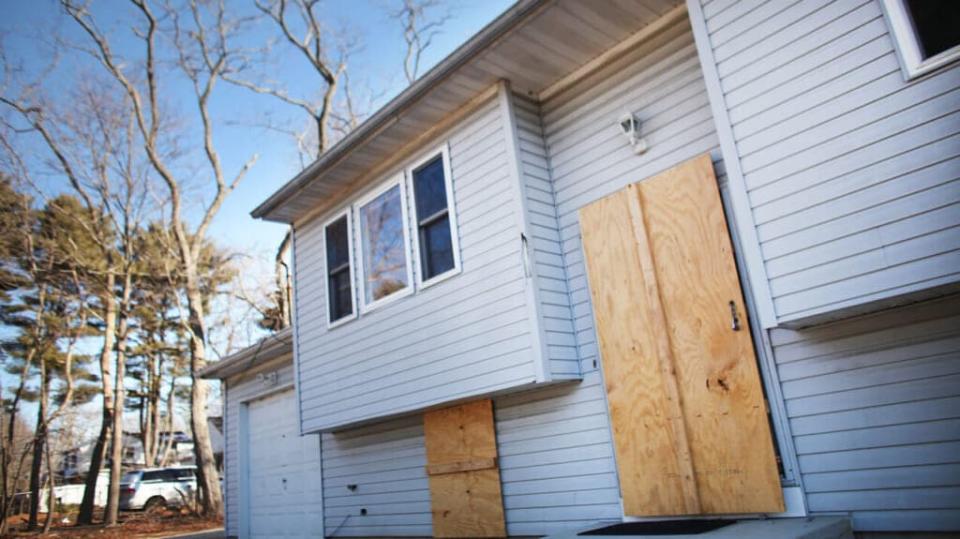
[{"left": 202, "top": 0, "right": 960, "bottom": 537}]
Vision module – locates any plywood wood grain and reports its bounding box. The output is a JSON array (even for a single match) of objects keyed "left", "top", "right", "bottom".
[
  {"left": 579, "top": 189, "right": 700, "bottom": 516},
  {"left": 424, "top": 400, "right": 506, "bottom": 537},
  {"left": 426, "top": 457, "right": 497, "bottom": 476},
  {"left": 639, "top": 154, "right": 783, "bottom": 514},
  {"left": 579, "top": 154, "right": 784, "bottom": 516}
]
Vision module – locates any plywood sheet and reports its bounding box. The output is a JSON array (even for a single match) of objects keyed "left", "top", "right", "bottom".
[
  {"left": 579, "top": 154, "right": 784, "bottom": 516},
  {"left": 639, "top": 154, "right": 783, "bottom": 513},
  {"left": 424, "top": 400, "right": 506, "bottom": 537},
  {"left": 579, "top": 186, "right": 701, "bottom": 516}
]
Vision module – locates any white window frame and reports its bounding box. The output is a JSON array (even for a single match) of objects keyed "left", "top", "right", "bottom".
[
  {"left": 407, "top": 144, "right": 462, "bottom": 289},
  {"left": 881, "top": 0, "right": 960, "bottom": 80},
  {"left": 354, "top": 174, "right": 414, "bottom": 312},
  {"left": 322, "top": 208, "right": 357, "bottom": 329}
]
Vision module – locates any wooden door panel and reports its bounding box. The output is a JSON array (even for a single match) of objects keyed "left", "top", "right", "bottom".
[
  {"left": 424, "top": 400, "right": 506, "bottom": 537},
  {"left": 579, "top": 187, "right": 700, "bottom": 516},
  {"left": 580, "top": 154, "right": 784, "bottom": 516}
]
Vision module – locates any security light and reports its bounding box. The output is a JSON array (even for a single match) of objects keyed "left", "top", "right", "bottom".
[{"left": 619, "top": 111, "right": 648, "bottom": 154}]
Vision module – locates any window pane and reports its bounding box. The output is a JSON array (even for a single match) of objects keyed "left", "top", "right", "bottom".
[
  {"left": 360, "top": 185, "right": 409, "bottom": 303},
  {"left": 325, "top": 215, "right": 350, "bottom": 269},
  {"left": 905, "top": 0, "right": 960, "bottom": 58},
  {"left": 420, "top": 214, "right": 455, "bottom": 279},
  {"left": 325, "top": 215, "right": 353, "bottom": 322},
  {"left": 330, "top": 269, "right": 352, "bottom": 319},
  {"left": 413, "top": 156, "right": 448, "bottom": 219}
]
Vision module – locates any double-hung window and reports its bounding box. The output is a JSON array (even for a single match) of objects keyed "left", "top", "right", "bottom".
[
  {"left": 882, "top": 0, "right": 960, "bottom": 79},
  {"left": 324, "top": 211, "right": 355, "bottom": 326},
  {"left": 357, "top": 178, "right": 413, "bottom": 309},
  {"left": 323, "top": 145, "right": 460, "bottom": 326},
  {"left": 409, "top": 147, "right": 460, "bottom": 285}
]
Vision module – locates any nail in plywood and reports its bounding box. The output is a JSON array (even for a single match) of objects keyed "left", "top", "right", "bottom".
[
  {"left": 579, "top": 154, "right": 784, "bottom": 516},
  {"left": 424, "top": 400, "right": 506, "bottom": 537}
]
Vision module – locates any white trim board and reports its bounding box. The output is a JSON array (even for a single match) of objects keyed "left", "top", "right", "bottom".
[
  {"left": 685, "top": 0, "right": 778, "bottom": 329},
  {"left": 880, "top": 0, "right": 960, "bottom": 80},
  {"left": 322, "top": 208, "right": 359, "bottom": 330},
  {"left": 354, "top": 174, "right": 416, "bottom": 313},
  {"left": 406, "top": 143, "right": 463, "bottom": 290},
  {"left": 498, "top": 80, "right": 553, "bottom": 384}
]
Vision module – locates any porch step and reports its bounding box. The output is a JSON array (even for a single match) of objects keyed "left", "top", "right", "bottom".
[{"left": 549, "top": 517, "right": 853, "bottom": 539}]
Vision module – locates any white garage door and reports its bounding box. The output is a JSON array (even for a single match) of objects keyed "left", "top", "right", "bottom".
[{"left": 247, "top": 390, "right": 323, "bottom": 538}]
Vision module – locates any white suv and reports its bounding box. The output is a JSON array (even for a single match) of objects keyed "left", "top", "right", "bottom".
[{"left": 119, "top": 466, "right": 197, "bottom": 511}]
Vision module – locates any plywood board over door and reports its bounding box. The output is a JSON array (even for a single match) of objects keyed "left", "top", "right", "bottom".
[
  {"left": 424, "top": 399, "right": 506, "bottom": 537},
  {"left": 579, "top": 154, "right": 784, "bottom": 517}
]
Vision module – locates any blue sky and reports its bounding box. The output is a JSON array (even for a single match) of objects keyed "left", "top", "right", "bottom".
[{"left": 3, "top": 0, "right": 513, "bottom": 257}]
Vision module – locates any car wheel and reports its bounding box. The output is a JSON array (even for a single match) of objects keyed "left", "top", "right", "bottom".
[{"left": 144, "top": 496, "right": 167, "bottom": 514}]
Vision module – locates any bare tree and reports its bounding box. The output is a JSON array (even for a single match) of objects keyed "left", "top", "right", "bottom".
[
  {"left": 232, "top": 0, "right": 351, "bottom": 160},
  {"left": 60, "top": 0, "right": 258, "bottom": 517},
  {"left": 394, "top": 0, "right": 449, "bottom": 84}
]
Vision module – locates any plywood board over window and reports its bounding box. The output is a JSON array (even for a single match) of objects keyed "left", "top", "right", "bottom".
[
  {"left": 579, "top": 154, "right": 784, "bottom": 517},
  {"left": 424, "top": 400, "right": 506, "bottom": 537}
]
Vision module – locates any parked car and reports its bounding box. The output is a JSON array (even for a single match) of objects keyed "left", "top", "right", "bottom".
[{"left": 119, "top": 466, "right": 197, "bottom": 511}]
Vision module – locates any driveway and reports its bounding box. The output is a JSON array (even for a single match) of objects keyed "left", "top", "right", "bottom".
[{"left": 156, "top": 528, "right": 225, "bottom": 539}]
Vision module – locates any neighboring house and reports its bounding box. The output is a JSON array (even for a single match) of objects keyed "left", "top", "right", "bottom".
[
  {"left": 203, "top": 0, "right": 960, "bottom": 538},
  {"left": 58, "top": 425, "right": 223, "bottom": 483}
]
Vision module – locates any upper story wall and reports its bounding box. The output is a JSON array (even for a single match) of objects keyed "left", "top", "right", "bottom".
[
  {"left": 538, "top": 15, "right": 724, "bottom": 378},
  {"left": 292, "top": 95, "right": 568, "bottom": 432},
  {"left": 693, "top": 0, "right": 960, "bottom": 326}
]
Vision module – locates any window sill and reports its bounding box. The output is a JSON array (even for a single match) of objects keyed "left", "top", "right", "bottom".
[
  {"left": 326, "top": 311, "right": 357, "bottom": 330},
  {"left": 360, "top": 285, "right": 414, "bottom": 314},
  {"left": 902, "top": 46, "right": 960, "bottom": 80},
  {"left": 419, "top": 266, "right": 462, "bottom": 290}
]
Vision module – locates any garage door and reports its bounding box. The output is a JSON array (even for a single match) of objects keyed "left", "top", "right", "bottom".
[{"left": 247, "top": 390, "right": 323, "bottom": 538}]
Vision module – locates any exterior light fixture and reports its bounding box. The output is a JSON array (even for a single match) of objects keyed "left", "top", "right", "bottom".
[{"left": 619, "top": 111, "right": 648, "bottom": 154}]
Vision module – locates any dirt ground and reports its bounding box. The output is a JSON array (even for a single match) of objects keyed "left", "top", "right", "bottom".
[{"left": 3, "top": 509, "right": 222, "bottom": 538}]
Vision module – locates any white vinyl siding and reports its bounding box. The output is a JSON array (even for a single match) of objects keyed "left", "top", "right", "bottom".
[
  {"left": 318, "top": 372, "right": 620, "bottom": 537},
  {"left": 772, "top": 295, "right": 960, "bottom": 532},
  {"left": 321, "top": 416, "right": 431, "bottom": 537},
  {"left": 697, "top": 0, "right": 960, "bottom": 325},
  {"left": 495, "top": 371, "right": 621, "bottom": 535},
  {"left": 292, "top": 98, "right": 539, "bottom": 432}
]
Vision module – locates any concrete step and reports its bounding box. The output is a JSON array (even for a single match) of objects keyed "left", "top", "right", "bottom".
[{"left": 548, "top": 517, "right": 853, "bottom": 539}]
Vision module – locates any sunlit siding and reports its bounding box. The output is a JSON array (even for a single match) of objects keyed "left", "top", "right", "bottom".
[
  {"left": 495, "top": 372, "right": 620, "bottom": 535},
  {"left": 772, "top": 295, "right": 960, "bottom": 531},
  {"left": 223, "top": 359, "right": 299, "bottom": 538},
  {"left": 292, "top": 98, "right": 539, "bottom": 432},
  {"left": 699, "top": 0, "right": 960, "bottom": 325},
  {"left": 513, "top": 95, "right": 580, "bottom": 380},
  {"left": 317, "top": 372, "right": 620, "bottom": 537},
  {"left": 320, "top": 416, "right": 431, "bottom": 537}
]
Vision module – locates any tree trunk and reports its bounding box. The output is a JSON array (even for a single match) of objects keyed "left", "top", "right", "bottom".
[
  {"left": 184, "top": 275, "right": 222, "bottom": 517},
  {"left": 159, "top": 378, "right": 176, "bottom": 467},
  {"left": 105, "top": 271, "right": 132, "bottom": 526},
  {"left": 27, "top": 374, "right": 48, "bottom": 531},
  {"left": 42, "top": 425, "right": 55, "bottom": 534},
  {"left": 77, "top": 282, "right": 117, "bottom": 526}
]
